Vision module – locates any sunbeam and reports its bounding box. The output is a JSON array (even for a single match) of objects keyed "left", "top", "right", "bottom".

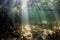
[{"left": 21, "top": 0, "right": 29, "bottom": 25}]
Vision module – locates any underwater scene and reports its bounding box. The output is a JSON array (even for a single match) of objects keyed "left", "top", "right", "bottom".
[{"left": 0, "top": 0, "right": 60, "bottom": 40}]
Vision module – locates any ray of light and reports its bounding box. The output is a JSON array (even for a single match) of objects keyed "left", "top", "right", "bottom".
[
  {"left": 21, "top": 0, "right": 29, "bottom": 25},
  {"left": 48, "top": 0, "right": 60, "bottom": 26}
]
